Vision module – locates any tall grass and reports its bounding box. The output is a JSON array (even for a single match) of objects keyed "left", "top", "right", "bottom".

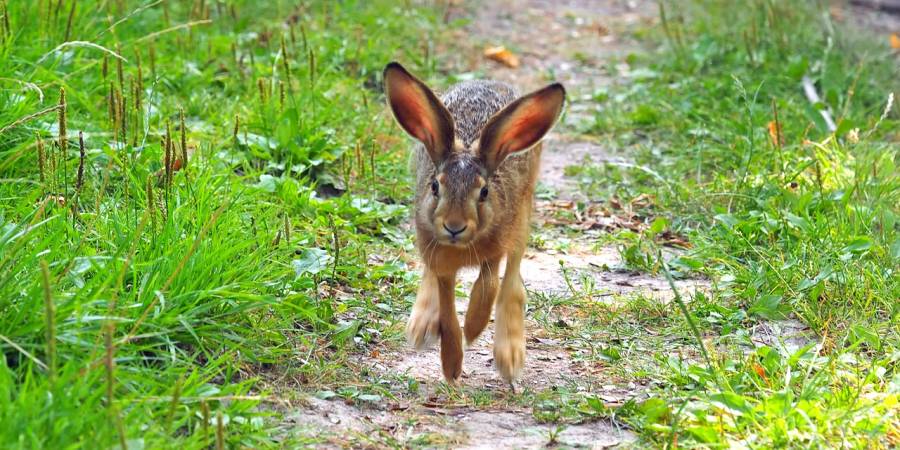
[
  {"left": 576, "top": 0, "right": 899, "bottom": 446},
  {"left": 0, "top": 0, "right": 441, "bottom": 447}
]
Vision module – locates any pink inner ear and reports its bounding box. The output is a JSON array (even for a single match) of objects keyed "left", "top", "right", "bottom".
[
  {"left": 498, "top": 106, "right": 552, "bottom": 156},
  {"left": 389, "top": 81, "right": 436, "bottom": 147}
]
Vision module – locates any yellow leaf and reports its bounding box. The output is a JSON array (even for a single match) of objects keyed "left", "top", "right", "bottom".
[
  {"left": 891, "top": 33, "right": 900, "bottom": 50},
  {"left": 484, "top": 45, "right": 520, "bottom": 68}
]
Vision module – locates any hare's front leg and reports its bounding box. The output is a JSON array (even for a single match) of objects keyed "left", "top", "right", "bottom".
[
  {"left": 436, "top": 271, "right": 463, "bottom": 382},
  {"left": 494, "top": 247, "right": 527, "bottom": 383},
  {"left": 406, "top": 269, "right": 440, "bottom": 350},
  {"left": 464, "top": 257, "right": 501, "bottom": 345}
]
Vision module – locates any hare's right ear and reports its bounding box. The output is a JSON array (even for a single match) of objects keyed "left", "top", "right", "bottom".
[{"left": 384, "top": 62, "right": 455, "bottom": 165}]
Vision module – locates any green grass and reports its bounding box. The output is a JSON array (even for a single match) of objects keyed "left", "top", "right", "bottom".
[
  {"left": 2, "top": 0, "right": 898, "bottom": 448},
  {"left": 0, "top": 0, "right": 443, "bottom": 447},
  {"left": 565, "top": 0, "right": 899, "bottom": 447}
]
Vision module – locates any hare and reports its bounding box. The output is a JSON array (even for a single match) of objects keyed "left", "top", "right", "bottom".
[{"left": 383, "top": 62, "right": 565, "bottom": 384}]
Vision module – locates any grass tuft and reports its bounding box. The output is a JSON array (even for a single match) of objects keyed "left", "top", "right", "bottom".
[{"left": 40, "top": 260, "right": 55, "bottom": 384}]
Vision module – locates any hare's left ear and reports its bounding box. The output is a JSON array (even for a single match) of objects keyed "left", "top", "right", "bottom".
[{"left": 478, "top": 83, "right": 565, "bottom": 171}]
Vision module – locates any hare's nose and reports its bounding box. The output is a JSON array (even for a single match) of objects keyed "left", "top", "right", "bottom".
[{"left": 443, "top": 222, "right": 468, "bottom": 237}]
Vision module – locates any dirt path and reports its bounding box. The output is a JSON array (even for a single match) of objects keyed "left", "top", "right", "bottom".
[
  {"left": 261, "top": 2, "right": 900, "bottom": 447},
  {"left": 273, "top": 1, "right": 712, "bottom": 448}
]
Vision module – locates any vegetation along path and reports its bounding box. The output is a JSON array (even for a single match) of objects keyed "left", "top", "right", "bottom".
[
  {"left": 276, "top": 1, "right": 899, "bottom": 448},
  {"left": 1, "top": 0, "right": 896, "bottom": 449},
  {"left": 277, "top": 3, "right": 704, "bottom": 447}
]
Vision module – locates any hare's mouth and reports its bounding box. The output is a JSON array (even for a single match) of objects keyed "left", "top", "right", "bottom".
[{"left": 438, "top": 233, "right": 474, "bottom": 247}]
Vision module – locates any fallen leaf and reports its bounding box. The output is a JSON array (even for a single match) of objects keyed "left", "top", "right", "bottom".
[
  {"left": 153, "top": 143, "right": 195, "bottom": 183},
  {"left": 752, "top": 363, "right": 770, "bottom": 385},
  {"left": 891, "top": 33, "right": 900, "bottom": 50},
  {"left": 596, "top": 23, "right": 610, "bottom": 36},
  {"left": 630, "top": 193, "right": 653, "bottom": 209},
  {"left": 484, "top": 45, "right": 519, "bottom": 68},
  {"left": 828, "top": 6, "right": 844, "bottom": 22}
]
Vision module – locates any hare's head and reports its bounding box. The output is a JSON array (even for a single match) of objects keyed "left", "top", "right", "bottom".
[{"left": 383, "top": 62, "right": 565, "bottom": 247}]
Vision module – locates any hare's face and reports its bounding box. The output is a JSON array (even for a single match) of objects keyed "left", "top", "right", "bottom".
[
  {"left": 384, "top": 62, "right": 565, "bottom": 246},
  {"left": 426, "top": 153, "right": 494, "bottom": 246}
]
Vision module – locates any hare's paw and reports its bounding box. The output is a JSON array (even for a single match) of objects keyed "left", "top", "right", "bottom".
[
  {"left": 440, "top": 329, "right": 464, "bottom": 383},
  {"left": 406, "top": 303, "right": 439, "bottom": 350},
  {"left": 493, "top": 334, "right": 525, "bottom": 382}
]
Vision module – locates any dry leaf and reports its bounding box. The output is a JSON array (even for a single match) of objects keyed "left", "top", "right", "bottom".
[
  {"left": 596, "top": 23, "right": 610, "bottom": 36},
  {"left": 536, "top": 198, "right": 691, "bottom": 247},
  {"left": 483, "top": 45, "right": 519, "bottom": 68},
  {"left": 767, "top": 120, "right": 783, "bottom": 146},
  {"left": 828, "top": 6, "right": 844, "bottom": 22},
  {"left": 890, "top": 33, "right": 900, "bottom": 50},
  {"left": 630, "top": 193, "right": 653, "bottom": 209},
  {"left": 153, "top": 143, "right": 196, "bottom": 181},
  {"left": 752, "top": 363, "right": 770, "bottom": 385}
]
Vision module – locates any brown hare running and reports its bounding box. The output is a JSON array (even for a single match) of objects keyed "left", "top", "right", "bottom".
[{"left": 383, "top": 62, "right": 565, "bottom": 384}]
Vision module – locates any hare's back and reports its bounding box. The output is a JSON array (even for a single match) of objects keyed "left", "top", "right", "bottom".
[{"left": 441, "top": 80, "right": 518, "bottom": 146}]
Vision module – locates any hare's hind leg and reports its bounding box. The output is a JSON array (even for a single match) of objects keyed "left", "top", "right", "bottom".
[
  {"left": 406, "top": 269, "right": 441, "bottom": 350},
  {"left": 493, "top": 245, "right": 527, "bottom": 383},
  {"left": 464, "top": 257, "right": 501, "bottom": 345},
  {"left": 436, "top": 272, "right": 463, "bottom": 382}
]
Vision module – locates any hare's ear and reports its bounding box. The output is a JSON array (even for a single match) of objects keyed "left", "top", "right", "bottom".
[
  {"left": 384, "top": 62, "right": 455, "bottom": 164},
  {"left": 478, "top": 83, "right": 565, "bottom": 171}
]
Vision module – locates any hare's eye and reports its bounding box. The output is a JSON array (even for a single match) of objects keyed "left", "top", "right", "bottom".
[
  {"left": 479, "top": 186, "right": 489, "bottom": 201},
  {"left": 431, "top": 180, "right": 439, "bottom": 197}
]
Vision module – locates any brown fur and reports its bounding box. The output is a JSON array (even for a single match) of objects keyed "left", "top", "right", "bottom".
[{"left": 383, "top": 62, "right": 564, "bottom": 384}]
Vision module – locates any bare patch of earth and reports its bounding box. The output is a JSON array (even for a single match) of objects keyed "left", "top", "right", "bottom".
[
  {"left": 280, "top": 396, "right": 632, "bottom": 449},
  {"left": 538, "top": 137, "right": 632, "bottom": 201},
  {"left": 750, "top": 318, "right": 818, "bottom": 355},
  {"left": 275, "top": 1, "right": 716, "bottom": 448}
]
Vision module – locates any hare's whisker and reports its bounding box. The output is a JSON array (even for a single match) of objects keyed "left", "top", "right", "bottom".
[
  {"left": 471, "top": 242, "right": 485, "bottom": 303},
  {"left": 423, "top": 237, "right": 438, "bottom": 267}
]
